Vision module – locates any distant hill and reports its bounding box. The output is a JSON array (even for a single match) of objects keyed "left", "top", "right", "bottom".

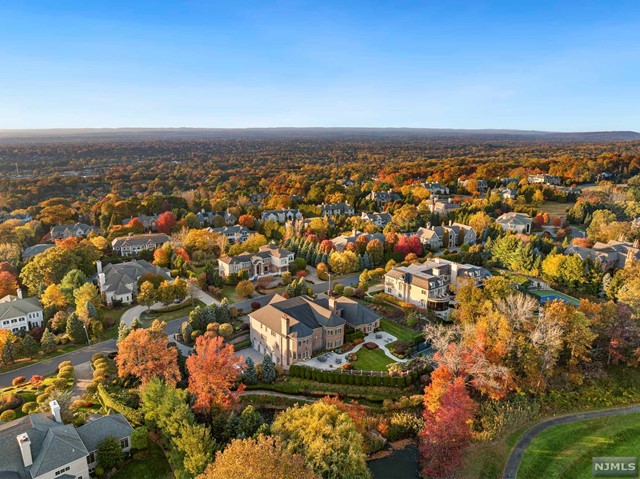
[{"left": 0, "top": 127, "right": 638, "bottom": 143}]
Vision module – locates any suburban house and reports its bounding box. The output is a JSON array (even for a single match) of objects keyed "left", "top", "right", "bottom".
[
  {"left": 331, "top": 230, "right": 385, "bottom": 252},
  {"left": 368, "top": 190, "right": 400, "bottom": 208},
  {"left": 499, "top": 177, "right": 521, "bottom": 186},
  {"left": 0, "top": 401, "right": 132, "bottom": 479},
  {"left": 429, "top": 197, "right": 460, "bottom": 216},
  {"left": 260, "top": 208, "right": 303, "bottom": 224},
  {"left": 384, "top": 259, "right": 491, "bottom": 316},
  {"left": 457, "top": 178, "right": 488, "bottom": 193},
  {"left": 565, "top": 239, "right": 640, "bottom": 272},
  {"left": 209, "top": 225, "right": 251, "bottom": 244},
  {"left": 21, "top": 244, "right": 54, "bottom": 261},
  {"left": 248, "top": 294, "right": 381, "bottom": 368},
  {"left": 421, "top": 182, "right": 449, "bottom": 195},
  {"left": 0, "top": 290, "right": 43, "bottom": 333},
  {"left": 527, "top": 174, "right": 561, "bottom": 185},
  {"left": 496, "top": 212, "right": 533, "bottom": 234},
  {"left": 111, "top": 233, "right": 171, "bottom": 256},
  {"left": 415, "top": 222, "right": 476, "bottom": 250},
  {"left": 197, "top": 210, "right": 237, "bottom": 227},
  {"left": 491, "top": 187, "right": 517, "bottom": 200},
  {"left": 319, "top": 202, "right": 355, "bottom": 217},
  {"left": 50, "top": 223, "right": 101, "bottom": 241},
  {"left": 218, "top": 244, "right": 294, "bottom": 280},
  {"left": 121, "top": 215, "right": 159, "bottom": 231},
  {"left": 97, "top": 259, "right": 171, "bottom": 306},
  {"left": 360, "top": 212, "right": 392, "bottom": 228}
]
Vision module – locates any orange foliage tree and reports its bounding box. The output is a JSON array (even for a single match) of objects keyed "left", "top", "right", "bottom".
[
  {"left": 186, "top": 335, "right": 246, "bottom": 414},
  {"left": 116, "top": 322, "right": 180, "bottom": 386}
]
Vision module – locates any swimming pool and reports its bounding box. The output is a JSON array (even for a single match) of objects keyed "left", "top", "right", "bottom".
[{"left": 529, "top": 289, "right": 580, "bottom": 306}]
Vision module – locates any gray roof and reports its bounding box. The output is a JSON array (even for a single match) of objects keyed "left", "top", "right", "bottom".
[
  {"left": 101, "top": 260, "right": 170, "bottom": 293},
  {"left": 316, "top": 296, "right": 381, "bottom": 327},
  {"left": 111, "top": 233, "right": 170, "bottom": 250},
  {"left": 76, "top": 415, "right": 133, "bottom": 453},
  {"left": 22, "top": 244, "right": 54, "bottom": 260},
  {"left": 0, "top": 297, "right": 42, "bottom": 321},
  {"left": 0, "top": 414, "right": 87, "bottom": 479}
]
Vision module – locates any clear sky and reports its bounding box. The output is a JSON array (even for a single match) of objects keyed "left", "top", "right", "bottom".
[{"left": 1, "top": 1, "right": 639, "bottom": 131}]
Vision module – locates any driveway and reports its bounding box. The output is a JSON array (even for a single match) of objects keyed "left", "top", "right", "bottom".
[
  {"left": 502, "top": 403, "right": 640, "bottom": 479},
  {"left": 235, "top": 346, "right": 263, "bottom": 365},
  {"left": 191, "top": 287, "right": 220, "bottom": 306},
  {"left": 120, "top": 305, "right": 147, "bottom": 327}
]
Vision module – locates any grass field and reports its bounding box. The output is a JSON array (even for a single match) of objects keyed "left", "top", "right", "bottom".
[
  {"left": 379, "top": 318, "right": 421, "bottom": 341},
  {"left": 352, "top": 348, "right": 394, "bottom": 371},
  {"left": 517, "top": 412, "right": 640, "bottom": 479},
  {"left": 528, "top": 201, "right": 575, "bottom": 217},
  {"left": 112, "top": 442, "right": 174, "bottom": 479}
]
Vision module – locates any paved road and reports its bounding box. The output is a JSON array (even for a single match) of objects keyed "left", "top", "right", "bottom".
[
  {"left": 502, "top": 403, "right": 640, "bottom": 479},
  {"left": 0, "top": 315, "right": 187, "bottom": 388}
]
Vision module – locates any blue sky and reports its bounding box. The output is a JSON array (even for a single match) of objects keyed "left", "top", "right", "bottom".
[{"left": 0, "top": 1, "right": 639, "bottom": 130}]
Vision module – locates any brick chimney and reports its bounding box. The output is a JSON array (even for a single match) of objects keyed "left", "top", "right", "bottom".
[{"left": 17, "top": 433, "right": 32, "bottom": 467}]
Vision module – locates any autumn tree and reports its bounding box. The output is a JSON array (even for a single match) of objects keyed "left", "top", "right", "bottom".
[
  {"left": 0, "top": 271, "right": 18, "bottom": 298},
  {"left": 271, "top": 401, "right": 370, "bottom": 479},
  {"left": 236, "top": 280, "right": 255, "bottom": 298},
  {"left": 137, "top": 281, "right": 157, "bottom": 311},
  {"left": 186, "top": 335, "right": 245, "bottom": 413},
  {"left": 419, "top": 374, "right": 477, "bottom": 479},
  {"left": 156, "top": 211, "right": 176, "bottom": 234},
  {"left": 116, "top": 324, "right": 180, "bottom": 386},
  {"left": 41, "top": 284, "right": 68, "bottom": 314},
  {"left": 73, "top": 283, "right": 101, "bottom": 323},
  {"left": 197, "top": 435, "right": 319, "bottom": 479}
]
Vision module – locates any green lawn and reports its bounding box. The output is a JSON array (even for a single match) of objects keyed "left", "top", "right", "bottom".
[
  {"left": 517, "top": 412, "right": 640, "bottom": 479},
  {"left": 379, "top": 318, "right": 421, "bottom": 341},
  {"left": 527, "top": 200, "right": 575, "bottom": 217},
  {"left": 352, "top": 347, "right": 394, "bottom": 372},
  {"left": 112, "top": 442, "right": 174, "bottom": 479},
  {"left": 222, "top": 285, "right": 248, "bottom": 303}
]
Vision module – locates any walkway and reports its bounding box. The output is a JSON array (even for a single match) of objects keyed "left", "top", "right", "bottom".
[
  {"left": 303, "top": 331, "right": 406, "bottom": 371},
  {"left": 502, "top": 403, "right": 640, "bottom": 479},
  {"left": 240, "top": 389, "right": 314, "bottom": 402},
  {"left": 71, "top": 361, "right": 94, "bottom": 400}
]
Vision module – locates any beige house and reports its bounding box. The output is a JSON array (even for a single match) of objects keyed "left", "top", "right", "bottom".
[
  {"left": 0, "top": 290, "right": 43, "bottom": 333},
  {"left": 218, "top": 243, "right": 294, "bottom": 280},
  {"left": 565, "top": 239, "right": 640, "bottom": 272},
  {"left": 384, "top": 259, "right": 490, "bottom": 316},
  {"left": 111, "top": 233, "right": 170, "bottom": 256},
  {"left": 248, "top": 294, "right": 381, "bottom": 368}
]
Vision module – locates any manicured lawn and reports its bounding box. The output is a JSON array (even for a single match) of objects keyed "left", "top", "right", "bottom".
[
  {"left": 0, "top": 342, "right": 87, "bottom": 375},
  {"left": 112, "top": 442, "right": 174, "bottom": 479},
  {"left": 517, "top": 412, "right": 640, "bottom": 479},
  {"left": 527, "top": 200, "right": 575, "bottom": 217},
  {"left": 352, "top": 348, "right": 394, "bottom": 372},
  {"left": 379, "top": 318, "right": 421, "bottom": 341},
  {"left": 140, "top": 300, "right": 205, "bottom": 326},
  {"left": 223, "top": 285, "right": 248, "bottom": 303}
]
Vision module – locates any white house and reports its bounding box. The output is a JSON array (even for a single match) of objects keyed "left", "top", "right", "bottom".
[
  {"left": 111, "top": 233, "right": 171, "bottom": 256},
  {"left": 319, "top": 202, "right": 355, "bottom": 217},
  {"left": 260, "top": 209, "right": 303, "bottom": 224},
  {"left": 496, "top": 212, "right": 533, "bottom": 234},
  {"left": 360, "top": 212, "right": 392, "bottom": 228},
  {"left": 0, "top": 401, "right": 132, "bottom": 479},
  {"left": 209, "top": 225, "right": 251, "bottom": 244},
  {"left": 0, "top": 290, "right": 43, "bottom": 333}
]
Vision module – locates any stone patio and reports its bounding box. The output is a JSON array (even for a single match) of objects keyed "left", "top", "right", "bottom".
[{"left": 303, "top": 331, "right": 407, "bottom": 371}]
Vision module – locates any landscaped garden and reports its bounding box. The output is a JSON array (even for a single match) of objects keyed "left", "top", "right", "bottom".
[
  {"left": 351, "top": 347, "right": 394, "bottom": 371},
  {"left": 139, "top": 299, "right": 206, "bottom": 326},
  {"left": 517, "top": 412, "right": 640, "bottom": 479},
  {"left": 111, "top": 441, "right": 174, "bottom": 479}
]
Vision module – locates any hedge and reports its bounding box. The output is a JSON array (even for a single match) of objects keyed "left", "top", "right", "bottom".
[
  {"left": 345, "top": 330, "right": 365, "bottom": 343},
  {"left": 97, "top": 384, "right": 142, "bottom": 425},
  {"left": 287, "top": 364, "right": 413, "bottom": 388}
]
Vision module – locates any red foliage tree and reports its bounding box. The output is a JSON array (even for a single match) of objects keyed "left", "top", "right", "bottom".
[
  {"left": 156, "top": 211, "right": 176, "bottom": 234},
  {"left": 306, "top": 234, "right": 319, "bottom": 244},
  {"left": 394, "top": 235, "right": 422, "bottom": 256},
  {"left": 174, "top": 247, "right": 191, "bottom": 263},
  {"left": 419, "top": 375, "right": 477, "bottom": 478},
  {"left": 127, "top": 217, "right": 145, "bottom": 234},
  {"left": 186, "top": 335, "right": 246, "bottom": 414},
  {"left": 153, "top": 248, "right": 171, "bottom": 267},
  {"left": 0, "top": 262, "right": 17, "bottom": 276},
  {"left": 572, "top": 237, "right": 593, "bottom": 248},
  {"left": 355, "top": 234, "right": 369, "bottom": 255}
]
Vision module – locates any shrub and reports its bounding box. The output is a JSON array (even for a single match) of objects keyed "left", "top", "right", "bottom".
[
  {"left": 387, "top": 412, "right": 424, "bottom": 441},
  {"left": 251, "top": 301, "right": 261, "bottom": 310},
  {"left": 333, "top": 283, "right": 345, "bottom": 295},
  {"left": 363, "top": 342, "right": 379, "bottom": 350},
  {"left": 92, "top": 353, "right": 105, "bottom": 363},
  {"left": 343, "top": 286, "right": 355, "bottom": 297},
  {"left": 22, "top": 401, "right": 39, "bottom": 414},
  {"left": 12, "top": 376, "right": 26, "bottom": 386},
  {"left": 36, "top": 394, "right": 50, "bottom": 404},
  {"left": 0, "top": 410, "right": 16, "bottom": 422},
  {"left": 58, "top": 360, "right": 72, "bottom": 369},
  {"left": 53, "top": 378, "right": 70, "bottom": 390},
  {"left": 131, "top": 426, "right": 149, "bottom": 450},
  {"left": 0, "top": 393, "right": 22, "bottom": 412},
  {"left": 29, "top": 375, "right": 44, "bottom": 387},
  {"left": 97, "top": 436, "right": 124, "bottom": 470}
]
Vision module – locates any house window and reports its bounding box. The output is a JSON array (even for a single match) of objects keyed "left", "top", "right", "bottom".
[
  {"left": 55, "top": 466, "right": 71, "bottom": 476},
  {"left": 121, "top": 437, "right": 129, "bottom": 449},
  {"left": 87, "top": 452, "right": 96, "bottom": 464}
]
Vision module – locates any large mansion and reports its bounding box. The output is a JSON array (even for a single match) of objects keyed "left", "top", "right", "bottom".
[
  {"left": 385, "top": 259, "right": 491, "bottom": 316},
  {"left": 111, "top": 233, "right": 171, "bottom": 256},
  {"left": 248, "top": 294, "right": 381, "bottom": 368},
  {"left": 218, "top": 244, "right": 294, "bottom": 280}
]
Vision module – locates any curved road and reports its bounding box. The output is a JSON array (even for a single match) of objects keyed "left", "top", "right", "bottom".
[{"left": 502, "top": 403, "right": 640, "bottom": 479}]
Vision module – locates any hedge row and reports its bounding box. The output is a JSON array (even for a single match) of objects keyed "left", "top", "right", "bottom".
[
  {"left": 288, "top": 364, "right": 417, "bottom": 388},
  {"left": 97, "top": 384, "right": 142, "bottom": 425},
  {"left": 372, "top": 293, "right": 417, "bottom": 312},
  {"left": 345, "top": 330, "right": 365, "bottom": 343},
  {"left": 244, "top": 383, "right": 389, "bottom": 403}
]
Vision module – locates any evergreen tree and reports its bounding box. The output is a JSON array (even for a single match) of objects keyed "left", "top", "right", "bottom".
[
  {"left": 218, "top": 299, "right": 230, "bottom": 323},
  {"left": 117, "top": 322, "right": 130, "bottom": 344},
  {"left": 85, "top": 301, "right": 98, "bottom": 320},
  {"left": 40, "top": 328, "right": 57, "bottom": 354},
  {"left": 2, "top": 336, "right": 19, "bottom": 364},
  {"left": 261, "top": 354, "right": 276, "bottom": 384},
  {"left": 66, "top": 313, "right": 87, "bottom": 344},
  {"left": 181, "top": 322, "right": 193, "bottom": 344},
  {"left": 130, "top": 317, "right": 141, "bottom": 330},
  {"left": 22, "top": 334, "right": 39, "bottom": 359},
  {"left": 243, "top": 357, "right": 257, "bottom": 385}
]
